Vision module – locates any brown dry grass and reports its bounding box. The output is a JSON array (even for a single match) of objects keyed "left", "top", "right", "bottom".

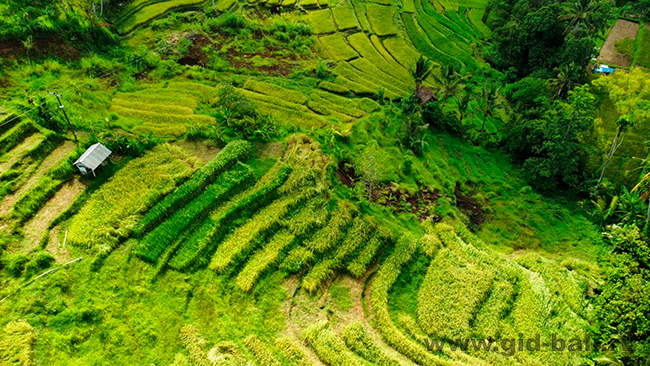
[{"left": 599, "top": 19, "right": 640, "bottom": 67}]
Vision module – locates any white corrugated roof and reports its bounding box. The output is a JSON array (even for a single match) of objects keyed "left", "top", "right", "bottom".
[{"left": 74, "top": 143, "right": 112, "bottom": 171}]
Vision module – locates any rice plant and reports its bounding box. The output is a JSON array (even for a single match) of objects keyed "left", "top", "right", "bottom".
[
  {"left": 365, "top": 4, "right": 397, "bottom": 36},
  {"left": 332, "top": 76, "right": 375, "bottom": 95},
  {"left": 274, "top": 337, "right": 314, "bottom": 366},
  {"left": 118, "top": 0, "right": 206, "bottom": 34},
  {"left": 135, "top": 163, "right": 254, "bottom": 263},
  {"left": 112, "top": 92, "right": 198, "bottom": 110},
  {"left": 331, "top": 7, "right": 360, "bottom": 31},
  {"left": 342, "top": 321, "right": 406, "bottom": 366},
  {"left": 242, "top": 79, "right": 309, "bottom": 105},
  {"left": 347, "top": 226, "right": 392, "bottom": 278},
  {"left": 307, "top": 9, "right": 337, "bottom": 34},
  {"left": 208, "top": 193, "right": 304, "bottom": 273},
  {"left": 318, "top": 81, "right": 350, "bottom": 94},
  {"left": 318, "top": 34, "right": 359, "bottom": 61},
  {"left": 167, "top": 163, "right": 291, "bottom": 271},
  {"left": 0, "top": 120, "right": 39, "bottom": 156},
  {"left": 346, "top": 32, "right": 412, "bottom": 82},
  {"left": 243, "top": 335, "right": 283, "bottom": 366},
  {"left": 235, "top": 203, "right": 326, "bottom": 292},
  {"left": 111, "top": 99, "right": 194, "bottom": 115},
  {"left": 179, "top": 324, "right": 211, "bottom": 366},
  {"left": 281, "top": 200, "right": 355, "bottom": 272},
  {"left": 303, "top": 321, "right": 369, "bottom": 366},
  {"left": 66, "top": 144, "right": 197, "bottom": 249},
  {"left": 134, "top": 140, "right": 252, "bottom": 237}
]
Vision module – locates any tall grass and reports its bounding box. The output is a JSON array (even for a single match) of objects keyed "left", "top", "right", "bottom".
[
  {"left": 66, "top": 144, "right": 198, "bottom": 249},
  {"left": 243, "top": 335, "right": 283, "bottom": 366},
  {"left": 135, "top": 163, "right": 254, "bottom": 263},
  {"left": 167, "top": 164, "right": 291, "bottom": 271},
  {"left": 304, "top": 321, "right": 369, "bottom": 366},
  {"left": 134, "top": 140, "right": 253, "bottom": 237},
  {"left": 0, "top": 120, "right": 39, "bottom": 156},
  {"left": 302, "top": 216, "right": 372, "bottom": 292}
]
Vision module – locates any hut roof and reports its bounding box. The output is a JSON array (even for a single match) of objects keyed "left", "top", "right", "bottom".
[{"left": 74, "top": 143, "right": 112, "bottom": 171}]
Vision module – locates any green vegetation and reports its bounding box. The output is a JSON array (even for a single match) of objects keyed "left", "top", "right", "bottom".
[
  {"left": 308, "top": 9, "right": 337, "bottom": 34},
  {"left": 636, "top": 23, "right": 650, "bottom": 68},
  {"left": 365, "top": 4, "right": 398, "bottom": 36},
  {"left": 318, "top": 34, "right": 360, "bottom": 61},
  {"left": 332, "top": 7, "right": 360, "bottom": 31}
]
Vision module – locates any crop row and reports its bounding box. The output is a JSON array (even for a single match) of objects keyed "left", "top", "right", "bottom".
[
  {"left": 0, "top": 120, "right": 39, "bottom": 157},
  {"left": 310, "top": 91, "right": 365, "bottom": 118},
  {"left": 118, "top": 0, "right": 205, "bottom": 34},
  {"left": 413, "top": 0, "right": 473, "bottom": 53},
  {"left": 347, "top": 32, "right": 412, "bottom": 84},
  {"left": 179, "top": 325, "right": 211, "bottom": 366},
  {"left": 113, "top": 92, "right": 198, "bottom": 110},
  {"left": 135, "top": 163, "right": 254, "bottom": 263},
  {"left": 235, "top": 203, "right": 326, "bottom": 292},
  {"left": 11, "top": 149, "right": 78, "bottom": 224},
  {"left": 467, "top": 8, "right": 491, "bottom": 37},
  {"left": 243, "top": 79, "right": 309, "bottom": 105},
  {"left": 342, "top": 322, "right": 405, "bottom": 366},
  {"left": 332, "top": 76, "right": 375, "bottom": 95},
  {"left": 369, "top": 234, "right": 454, "bottom": 366},
  {"left": 243, "top": 335, "right": 283, "bottom": 366},
  {"left": 350, "top": 0, "right": 372, "bottom": 32},
  {"left": 381, "top": 37, "right": 421, "bottom": 72},
  {"left": 347, "top": 226, "right": 392, "bottom": 278},
  {"left": 332, "top": 6, "right": 360, "bottom": 31},
  {"left": 208, "top": 193, "right": 304, "bottom": 273},
  {"left": 319, "top": 34, "right": 359, "bottom": 61},
  {"left": 110, "top": 105, "right": 215, "bottom": 128},
  {"left": 348, "top": 58, "right": 411, "bottom": 95},
  {"left": 281, "top": 200, "right": 355, "bottom": 272},
  {"left": 334, "top": 62, "right": 402, "bottom": 99},
  {"left": 131, "top": 123, "right": 187, "bottom": 137},
  {"left": 304, "top": 322, "right": 368, "bottom": 366},
  {"left": 239, "top": 89, "right": 311, "bottom": 114},
  {"left": 366, "top": 4, "right": 397, "bottom": 36},
  {"left": 401, "top": 13, "right": 465, "bottom": 70},
  {"left": 134, "top": 140, "right": 252, "bottom": 237},
  {"left": 455, "top": 7, "right": 482, "bottom": 39},
  {"left": 308, "top": 9, "right": 337, "bottom": 34},
  {"left": 111, "top": 98, "right": 194, "bottom": 115},
  {"left": 302, "top": 216, "right": 372, "bottom": 292},
  {"left": 274, "top": 337, "right": 314, "bottom": 366},
  {"left": 66, "top": 144, "right": 197, "bottom": 248},
  {"left": 167, "top": 164, "right": 292, "bottom": 271},
  {"left": 255, "top": 100, "right": 329, "bottom": 128}
]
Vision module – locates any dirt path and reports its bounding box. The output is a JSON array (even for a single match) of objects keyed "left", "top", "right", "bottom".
[
  {"left": 599, "top": 19, "right": 639, "bottom": 67},
  {"left": 0, "top": 141, "right": 75, "bottom": 217},
  {"left": 0, "top": 133, "right": 45, "bottom": 174}
]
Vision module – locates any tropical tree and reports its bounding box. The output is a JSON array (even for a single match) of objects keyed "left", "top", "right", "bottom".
[
  {"left": 477, "top": 80, "right": 503, "bottom": 133},
  {"left": 457, "top": 90, "right": 473, "bottom": 124},
  {"left": 409, "top": 54, "right": 434, "bottom": 93},
  {"left": 561, "top": 0, "right": 612, "bottom": 37},
  {"left": 431, "top": 64, "right": 464, "bottom": 110},
  {"left": 547, "top": 62, "right": 579, "bottom": 98},
  {"left": 597, "top": 115, "right": 633, "bottom": 187}
]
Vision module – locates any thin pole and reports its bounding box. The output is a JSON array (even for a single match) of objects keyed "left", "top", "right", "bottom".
[{"left": 48, "top": 91, "right": 79, "bottom": 144}]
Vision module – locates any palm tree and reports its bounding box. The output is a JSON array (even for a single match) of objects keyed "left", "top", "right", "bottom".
[
  {"left": 431, "top": 64, "right": 464, "bottom": 110},
  {"left": 597, "top": 115, "right": 633, "bottom": 187},
  {"left": 457, "top": 90, "right": 473, "bottom": 124},
  {"left": 477, "top": 81, "right": 503, "bottom": 133},
  {"left": 561, "top": 0, "right": 610, "bottom": 36},
  {"left": 409, "top": 54, "right": 434, "bottom": 92},
  {"left": 547, "top": 63, "right": 578, "bottom": 98}
]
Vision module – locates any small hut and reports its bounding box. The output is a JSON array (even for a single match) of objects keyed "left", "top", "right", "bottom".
[{"left": 74, "top": 143, "right": 111, "bottom": 176}]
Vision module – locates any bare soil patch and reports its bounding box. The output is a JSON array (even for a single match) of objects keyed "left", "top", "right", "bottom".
[
  {"left": 22, "top": 179, "right": 86, "bottom": 250},
  {"left": 454, "top": 181, "right": 488, "bottom": 229},
  {"left": 0, "top": 133, "right": 45, "bottom": 174},
  {"left": 172, "top": 140, "right": 221, "bottom": 165},
  {"left": 599, "top": 19, "right": 639, "bottom": 67},
  {"left": 0, "top": 141, "right": 75, "bottom": 217}
]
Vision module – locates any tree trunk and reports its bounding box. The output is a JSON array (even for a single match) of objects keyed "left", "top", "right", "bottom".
[
  {"left": 480, "top": 114, "right": 487, "bottom": 133},
  {"left": 61, "top": 0, "right": 68, "bottom": 15},
  {"left": 212, "top": 0, "right": 216, "bottom": 11},
  {"left": 100, "top": 0, "right": 103, "bottom": 16},
  {"left": 597, "top": 126, "right": 624, "bottom": 187}
]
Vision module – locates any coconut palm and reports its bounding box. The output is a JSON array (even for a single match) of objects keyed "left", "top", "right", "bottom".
[
  {"left": 409, "top": 54, "right": 434, "bottom": 92},
  {"left": 477, "top": 80, "right": 503, "bottom": 133},
  {"left": 547, "top": 63, "right": 579, "bottom": 98},
  {"left": 597, "top": 115, "right": 633, "bottom": 187},
  {"left": 561, "top": 0, "right": 611, "bottom": 36},
  {"left": 457, "top": 90, "right": 473, "bottom": 124},
  {"left": 431, "top": 64, "right": 464, "bottom": 110}
]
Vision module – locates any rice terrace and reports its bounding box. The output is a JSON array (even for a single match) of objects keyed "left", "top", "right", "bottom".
[{"left": 0, "top": 0, "right": 649, "bottom": 365}]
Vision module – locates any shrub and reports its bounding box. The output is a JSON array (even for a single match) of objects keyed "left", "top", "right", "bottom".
[
  {"left": 135, "top": 163, "right": 254, "bottom": 263},
  {"left": 424, "top": 103, "right": 464, "bottom": 135},
  {"left": 5, "top": 253, "right": 28, "bottom": 277},
  {"left": 24, "top": 251, "right": 55, "bottom": 277},
  {"left": 134, "top": 140, "right": 253, "bottom": 237}
]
